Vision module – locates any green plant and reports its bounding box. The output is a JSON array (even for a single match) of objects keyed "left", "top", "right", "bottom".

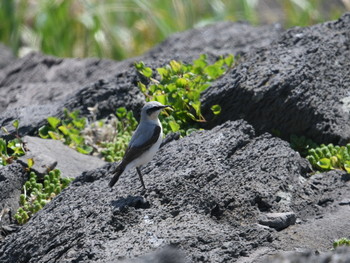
[
  {"left": 0, "top": 120, "right": 26, "bottom": 166},
  {"left": 135, "top": 54, "right": 233, "bottom": 136},
  {"left": 290, "top": 134, "right": 318, "bottom": 157},
  {"left": 39, "top": 109, "right": 93, "bottom": 154},
  {"left": 14, "top": 169, "right": 73, "bottom": 225},
  {"left": 306, "top": 143, "right": 350, "bottom": 173},
  {"left": 333, "top": 237, "right": 350, "bottom": 249},
  {"left": 83, "top": 107, "right": 139, "bottom": 162}
]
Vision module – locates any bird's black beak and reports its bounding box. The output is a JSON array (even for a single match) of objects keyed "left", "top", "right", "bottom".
[{"left": 163, "top": 105, "right": 173, "bottom": 110}]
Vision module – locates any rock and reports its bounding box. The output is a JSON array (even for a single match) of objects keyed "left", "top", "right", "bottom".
[
  {"left": 0, "top": 14, "right": 350, "bottom": 263},
  {"left": 17, "top": 136, "right": 106, "bottom": 178},
  {"left": 263, "top": 246, "right": 350, "bottom": 263},
  {"left": 339, "top": 199, "right": 350, "bottom": 205},
  {"left": 1, "top": 120, "right": 347, "bottom": 263},
  {"left": 0, "top": 43, "right": 15, "bottom": 70},
  {"left": 0, "top": 52, "right": 145, "bottom": 137},
  {"left": 201, "top": 13, "right": 350, "bottom": 144},
  {"left": 258, "top": 212, "right": 296, "bottom": 231},
  {"left": 0, "top": 22, "right": 283, "bottom": 138},
  {"left": 0, "top": 163, "right": 28, "bottom": 228},
  {"left": 273, "top": 203, "right": 350, "bottom": 253},
  {"left": 145, "top": 22, "right": 282, "bottom": 63},
  {"left": 120, "top": 247, "right": 186, "bottom": 263},
  {"left": 0, "top": 104, "right": 62, "bottom": 140}
]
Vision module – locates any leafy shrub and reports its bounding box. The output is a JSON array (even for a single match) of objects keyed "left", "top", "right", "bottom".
[
  {"left": 306, "top": 143, "right": 350, "bottom": 173},
  {"left": 135, "top": 54, "right": 234, "bottom": 136},
  {"left": 83, "top": 107, "right": 138, "bottom": 162},
  {"left": 39, "top": 55, "right": 234, "bottom": 161},
  {"left": 0, "top": 120, "right": 26, "bottom": 166},
  {"left": 14, "top": 169, "right": 73, "bottom": 225},
  {"left": 333, "top": 237, "right": 350, "bottom": 249},
  {"left": 39, "top": 109, "right": 93, "bottom": 154}
]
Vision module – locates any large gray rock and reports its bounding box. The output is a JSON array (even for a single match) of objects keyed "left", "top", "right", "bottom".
[
  {"left": 0, "top": 120, "right": 348, "bottom": 262},
  {"left": 0, "top": 163, "right": 28, "bottom": 227},
  {"left": 201, "top": 12, "right": 350, "bottom": 144},
  {"left": 0, "top": 43, "right": 15, "bottom": 70},
  {"left": 263, "top": 247, "right": 350, "bottom": 263},
  {"left": 144, "top": 21, "right": 282, "bottom": 63},
  {"left": 1, "top": 14, "right": 350, "bottom": 263},
  {"left": 0, "top": 52, "right": 145, "bottom": 137},
  {"left": 0, "top": 21, "right": 282, "bottom": 138},
  {"left": 18, "top": 136, "right": 106, "bottom": 178}
]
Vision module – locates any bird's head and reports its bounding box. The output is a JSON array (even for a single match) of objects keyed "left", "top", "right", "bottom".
[{"left": 141, "top": 101, "right": 172, "bottom": 121}]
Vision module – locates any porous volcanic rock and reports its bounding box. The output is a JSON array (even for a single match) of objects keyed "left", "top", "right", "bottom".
[
  {"left": 0, "top": 120, "right": 349, "bottom": 262},
  {"left": 17, "top": 136, "right": 106, "bottom": 178},
  {"left": 0, "top": 22, "right": 282, "bottom": 138},
  {"left": 0, "top": 163, "right": 28, "bottom": 227},
  {"left": 144, "top": 21, "right": 282, "bottom": 63},
  {"left": 0, "top": 52, "right": 145, "bottom": 137},
  {"left": 1, "top": 13, "right": 350, "bottom": 263},
  {"left": 263, "top": 246, "right": 350, "bottom": 263},
  {"left": 201, "top": 12, "right": 350, "bottom": 145},
  {"left": 0, "top": 43, "right": 15, "bottom": 69}
]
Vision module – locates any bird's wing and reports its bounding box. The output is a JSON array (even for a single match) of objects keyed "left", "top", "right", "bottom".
[{"left": 121, "top": 125, "right": 161, "bottom": 167}]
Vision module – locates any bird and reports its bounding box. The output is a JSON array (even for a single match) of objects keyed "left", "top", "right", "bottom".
[{"left": 109, "top": 101, "right": 172, "bottom": 189}]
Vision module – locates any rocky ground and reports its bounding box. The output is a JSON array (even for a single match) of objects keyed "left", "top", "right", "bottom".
[{"left": 0, "top": 12, "right": 350, "bottom": 263}]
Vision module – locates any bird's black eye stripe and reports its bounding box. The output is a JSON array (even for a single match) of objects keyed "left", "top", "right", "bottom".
[{"left": 146, "top": 106, "right": 164, "bottom": 115}]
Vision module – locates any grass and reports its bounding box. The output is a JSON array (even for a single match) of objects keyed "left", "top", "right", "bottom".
[{"left": 0, "top": 0, "right": 347, "bottom": 60}]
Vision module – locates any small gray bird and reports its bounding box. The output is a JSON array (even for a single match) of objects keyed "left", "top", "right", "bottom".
[{"left": 109, "top": 101, "right": 171, "bottom": 189}]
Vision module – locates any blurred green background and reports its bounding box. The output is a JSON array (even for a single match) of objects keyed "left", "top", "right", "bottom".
[{"left": 0, "top": 0, "right": 349, "bottom": 60}]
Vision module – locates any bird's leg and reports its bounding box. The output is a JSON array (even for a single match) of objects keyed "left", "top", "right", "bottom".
[{"left": 136, "top": 167, "right": 146, "bottom": 189}]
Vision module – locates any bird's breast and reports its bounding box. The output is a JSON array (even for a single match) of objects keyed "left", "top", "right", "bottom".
[{"left": 135, "top": 130, "right": 163, "bottom": 167}]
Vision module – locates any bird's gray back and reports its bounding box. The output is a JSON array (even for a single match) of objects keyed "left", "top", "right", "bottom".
[{"left": 129, "top": 120, "right": 160, "bottom": 147}]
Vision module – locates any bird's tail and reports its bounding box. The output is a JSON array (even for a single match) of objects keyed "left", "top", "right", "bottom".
[{"left": 109, "top": 164, "right": 125, "bottom": 188}]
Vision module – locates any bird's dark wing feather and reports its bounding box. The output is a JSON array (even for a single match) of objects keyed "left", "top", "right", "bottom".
[{"left": 121, "top": 125, "right": 161, "bottom": 167}]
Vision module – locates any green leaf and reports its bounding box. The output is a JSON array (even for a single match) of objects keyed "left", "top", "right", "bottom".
[
  {"left": 116, "top": 107, "right": 127, "bottom": 119},
  {"left": 317, "top": 158, "right": 331, "bottom": 170},
  {"left": 204, "top": 65, "right": 224, "bottom": 79},
  {"left": 186, "top": 128, "right": 198, "bottom": 136},
  {"left": 48, "top": 131, "right": 61, "bottom": 140},
  {"left": 8, "top": 139, "right": 25, "bottom": 156},
  {"left": 186, "top": 112, "right": 198, "bottom": 121},
  {"left": 141, "top": 67, "right": 153, "bottom": 78},
  {"left": 27, "top": 158, "right": 34, "bottom": 169},
  {"left": 1, "top": 127, "right": 9, "bottom": 135},
  {"left": 76, "top": 145, "right": 93, "bottom": 154},
  {"left": 157, "top": 67, "right": 170, "bottom": 80},
  {"left": 306, "top": 155, "right": 316, "bottom": 167},
  {"left": 169, "top": 60, "right": 181, "bottom": 73},
  {"left": 224, "top": 55, "right": 234, "bottom": 67},
  {"left": 58, "top": 125, "right": 69, "bottom": 136},
  {"left": 168, "top": 120, "right": 180, "bottom": 132},
  {"left": 12, "top": 120, "right": 19, "bottom": 130},
  {"left": 0, "top": 138, "right": 7, "bottom": 154},
  {"left": 190, "top": 101, "right": 201, "bottom": 117},
  {"left": 193, "top": 54, "right": 207, "bottom": 70},
  {"left": 138, "top": 82, "right": 147, "bottom": 93},
  {"left": 175, "top": 78, "right": 188, "bottom": 87},
  {"left": 344, "top": 161, "right": 350, "bottom": 173},
  {"left": 211, "top": 104, "right": 221, "bottom": 115},
  {"left": 330, "top": 156, "right": 339, "bottom": 168},
  {"left": 47, "top": 117, "right": 61, "bottom": 129},
  {"left": 155, "top": 95, "right": 167, "bottom": 106},
  {"left": 69, "top": 134, "right": 84, "bottom": 145},
  {"left": 38, "top": 126, "right": 50, "bottom": 139},
  {"left": 73, "top": 119, "right": 86, "bottom": 129},
  {"left": 134, "top": 61, "right": 145, "bottom": 70}
]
